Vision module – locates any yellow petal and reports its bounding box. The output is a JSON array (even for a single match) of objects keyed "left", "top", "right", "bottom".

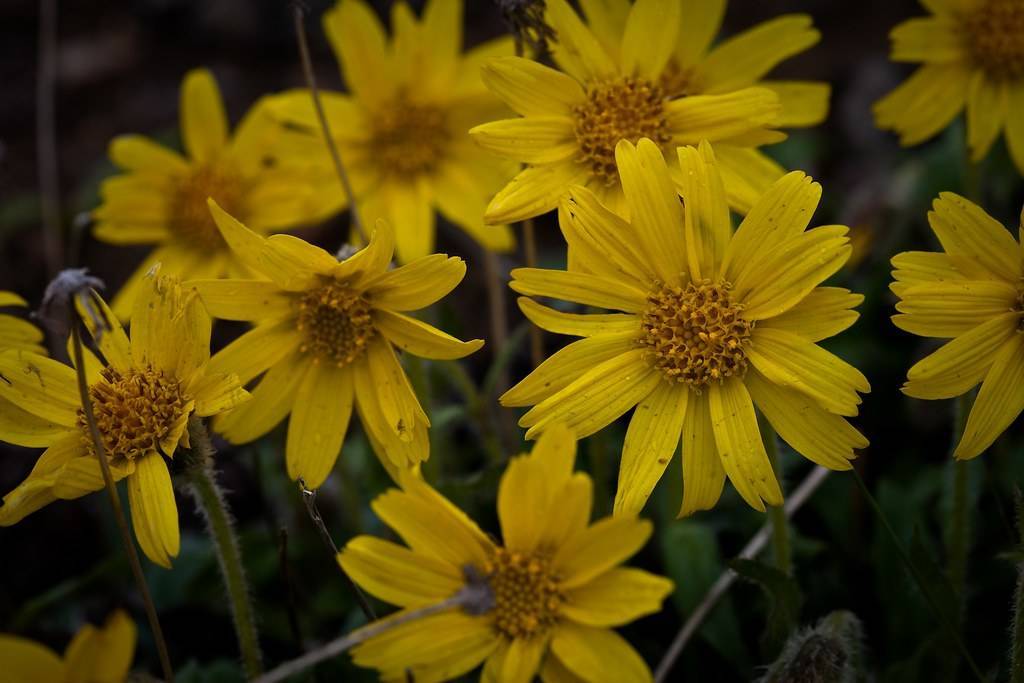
[
  {"left": 712, "top": 145, "right": 786, "bottom": 214},
  {"left": 0, "top": 350, "right": 80, "bottom": 426},
  {"left": 708, "top": 378, "right": 783, "bottom": 511},
  {"left": 485, "top": 162, "right": 591, "bottom": 225},
  {"left": 614, "top": 380, "right": 687, "bottom": 515},
  {"left": 665, "top": 87, "right": 781, "bottom": 144},
  {"left": 189, "top": 279, "right": 293, "bottom": 322},
  {"left": 92, "top": 610, "right": 137, "bottom": 683},
  {"left": 130, "top": 269, "right": 210, "bottom": 378},
  {"left": 366, "top": 338, "right": 426, "bottom": 443},
  {"left": 553, "top": 516, "right": 652, "bottom": 589},
  {"left": 365, "top": 255, "right": 466, "bottom": 312},
  {"left": 0, "top": 396, "right": 67, "bottom": 448},
  {"left": 679, "top": 392, "right": 726, "bottom": 516},
  {"left": 614, "top": 139, "right": 689, "bottom": 283},
  {"left": 374, "top": 309, "right": 483, "bottom": 360},
  {"left": 285, "top": 363, "right": 354, "bottom": 489},
  {"left": 430, "top": 161, "right": 514, "bottom": 253},
  {"left": 323, "top": 0, "right": 394, "bottom": 106},
  {"left": 127, "top": 454, "right": 180, "bottom": 568},
  {"left": 471, "top": 117, "right": 578, "bottom": 164},
  {"left": 260, "top": 234, "right": 338, "bottom": 290},
  {"left": 180, "top": 68, "right": 228, "bottom": 163},
  {"left": 498, "top": 635, "right": 548, "bottom": 683},
  {"left": 332, "top": 217, "right": 397, "bottom": 287},
  {"left": 874, "top": 63, "right": 970, "bottom": 146},
  {"left": 501, "top": 328, "right": 640, "bottom": 406},
  {"left": 747, "top": 368, "right": 866, "bottom": 471},
  {"left": 676, "top": 142, "right": 730, "bottom": 279},
  {"left": 930, "top": 193, "right": 1022, "bottom": 282},
  {"left": 64, "top": 625, "right": 100, "bottom": 683},
  {"left": 562, "top": 567, "right": 673, "bottom": 627},
  {"left": 956, "top": 335, "right": 1024, "bottom": 459},
  {"left": 76, "top": 290, "right": 133, "bottom": 372},
  {"left": 215, "top": 351, "right": 306, "bottom": 444},
  {"left": 353, "top": 358, "right": 428, "bottom": 469},
  {"left": 480, "top": 56, "right": 586, "bottom": 117},
  {"left": 675, "top": 0, "right": 726, "bottom": 66},
  {"left": 545, "top": 0, "right": 617, "bottom": 83},
  {"left": 761, "top": 80, "right": 831, "bottom": 128},
  {"left": 894, "top": 280, "right": 1019, "bottom": 338},
  {"left": 455, "top": 36, "right": 516, "bottom": 95},
  {"left": 1007, "top": 83, "right": 1024, "bottom": 175},
  {"left": 891, "top": 16, "right": 966, "bottom": 63},
  {"left": 748, "top": 327, "right": 869, "bottom": 417},
  {"left": 967, "top": 73, "right": 1008, "bottom": 162},
  {"left": 108, "top": 134, "right": 188, "bottom": 173},
  {"left": 510, "top": 268, "right": 647, "bottom": 313},
  {"left": 387, "top": 178, "right": 436, "bottom": 265},
  {"left": 498, "top": 454, "right": 551, "bottom": 553},
  {"left": 577, "top": 0, "right": 631, "bottom": 55},
  {"left": 338, "top": 535, "right": 462, "bottom": 608},
  {"left": 520, "top": 349, "right": 661, "bottom": 439},
  {"left": 549, "top": 623, "right": 652, "bottom": 682},
  {"left": 760, "top": 286, "right": 863, "bottom": 342},
  {"left": 207, "top": 319, "right": 300, "bottom": 385},
  {"left": 0, "top": 635, "right": 64, "bottom": 682},
  {"left": 208, "top": 199, "right": 266, "bottom": 273},
  {"left": 188, "top": 370, "right": 249, "bottom": 418},
  {"left": 701, "top": 15, "right": 820, "bottom": 93},
  {"left": 620, "top": 0, "right": 680, "bottom": 79},
  {"left": 517, "top": 297, "right": 638, "bottom": 337},
  {"left": 890, "top": 250, "right": 964, "bottom": 297}
]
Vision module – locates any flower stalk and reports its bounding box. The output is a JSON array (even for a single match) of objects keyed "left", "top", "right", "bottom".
[{"left": 182, "top": 417, "right": 263, "bottom": 678}]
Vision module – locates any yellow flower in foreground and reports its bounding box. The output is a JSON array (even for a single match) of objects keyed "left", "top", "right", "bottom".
[
  {"left": 94, "top": 67, "right": 340, "bottom": 317},
  {"left": 0, "top": 292, "right": 55, "bottom": 461},
  {"left": 191, "top": 201, "right": 482, "bottom": 488},
  {"left": 0, "top": 272, "right": 248, "bottom": 567},
  {"left": 267, "top": 0, "right": 516, "bottom": 263},
  {"left": 892, "top": 197, "right": 1024, "bottom": 459},
  {"left": 874, "top": 0, "right": 1024, "bottom": 173},
  {"left": 0, "top": 291, "right": 46, "bottom": 356},
  {"left": 0, "top": 610, "right": 136, "bottom": 683},
  {"left": 472, "top": 0, "right": 798, "bottom": 222},
  {"left": 504, "top": 139, "right": 869, "bottom": 514},
  {"left": 340, "top": 424, "right": 672, "bottom": 682}
]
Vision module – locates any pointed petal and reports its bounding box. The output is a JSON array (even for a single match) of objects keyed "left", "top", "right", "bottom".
[
  {"left": 127, "top": 454, "right": 180, "bottom": 568},
  {"left": 180, "top": 68, "right": 228, "bottom": 163},
  {"left": 285, "top": 363, "right": 354, "bottom": 489}
]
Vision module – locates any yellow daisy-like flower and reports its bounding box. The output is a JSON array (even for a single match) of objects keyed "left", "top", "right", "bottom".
[
  {"left": 503, "top": 139, "right": 869, "bottom": 514},
  {"left": 0, "top": 292, "right": 46, "bottom": 356},
  {"left": 892, "top": 197, "right": 1024, "bottom": 459},
  {"left": 0, "top": 271, "right": 249, "bottom": 567},
  {"left": 874, "top": 0, "right": 1024, "bottom": 173},
  {"left": 94, "top": 67, "right": 340, "bottom": 318},
  {"left": 191, "top": 200, "right": 483, "bottom": 488},
  {"left": 339, "top": 424, "right": 673, "bottom": 682},
  {"left": 472, "top": 0, "right": 827, "bottom": 222},
  {"left": 0, "top": 610, "right": 136, "bottom": 683},
  {"left": 267, "top": 0, "right": 517, "bottom": 263},
  {"left": 0, "top": 292, "right": 54, "bottom": 463}
]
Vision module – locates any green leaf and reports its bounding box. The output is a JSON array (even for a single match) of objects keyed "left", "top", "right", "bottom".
[
  {"left": 907, "top": 527, "right": 960, "bottom": 628},
  {"left": 729, "top": 558, "right": 803, "bottom": 654}
]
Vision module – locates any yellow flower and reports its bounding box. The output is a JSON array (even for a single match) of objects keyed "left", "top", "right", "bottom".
[
  {"left": 191, "top": 201, "right": 483, "bottom": 488},
  {"left": 339, "top": 424, "right": 673, "bottom": 683},
  {"left": 503, "top": 139, "right": 869, "bottom": 514},
  {"left": 471, "top": 0, "right": 828, "bottom": 222},
  {"left": 94, "top": 68, "right": 340, "bottom": 318},
  {"left": 0, "top": 271, "right": 249, "bottom": 567},
  {"left": 874, "top": 0, "right": 1024, "bottom": 173},
  {"left": 0, "top": 610, "right": 136, "bottom": 683},
  {"left": 0, "top": 292, "right": 47, "bottom": 356},
  {"left": 266, "top": 0, "right": 517, "bottom": 263},
  {"left": 892, "top": 197, "right": 1024, "bottom": 459}
]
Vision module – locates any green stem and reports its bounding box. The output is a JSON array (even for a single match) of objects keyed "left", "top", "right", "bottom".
[
  {"left": 761, "top": 419, "right": 791, "bottom": 575},
  {"left": 852, "top": 469, "right": 987, "bottom": 682},
  {"left": 1012, "top": 565, "right": 1024, "bottom": 683},
  {"left": 183, "top": 419, "right": 263, "bottom": 678}
]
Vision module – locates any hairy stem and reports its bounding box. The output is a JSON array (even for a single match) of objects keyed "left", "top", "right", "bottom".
[
  {"left": 1012, "top": 564, "right": 1024, "bottom": 682},
  {"left": 183, "top": 419, "right": 263, "bottom": 678}
]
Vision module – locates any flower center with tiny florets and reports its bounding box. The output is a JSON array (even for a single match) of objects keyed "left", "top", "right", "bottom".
[
  {"left": 483, "top": 548, "right": 563, "bottom": 639},
  {"left": 639, "top": 279, "right": 753, "bottom": 388},
  {"left": 572, "top": 77, "right": 671, "bottom": 185},
  {"left": 77, "top": 366, "right": 188, "bottom": 465},
  {"left": 172, "top": 164, "right": 245, "bottom": 251},
  {"left": 964, "top": 0, "right": 1024, "bottom": 80},
  {"left": 296, "top": 281, "right": 375, "bottom": 366},
  {"left": 367, "top": 96, "right": 451, "bottom": 179}
]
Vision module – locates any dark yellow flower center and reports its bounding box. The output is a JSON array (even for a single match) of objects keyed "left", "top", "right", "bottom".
[
  {"left": 367, "top": 97, "right": 451, "bottom": 179},
  {"left": 965, "top": 0, "right": 1024, "bottom": 80},
  {"left": 296, "top": 281, "right": 375, "bottom": 366},
  {"left": 78, "top": 366, "right": 188, "bottom": 464},
  {"left": 639, "top": 279, "right": 753, "bottom": 388},
  {"left": 483, "top": 548, "right": 563, "bottom": 639},
  {"left": 172, "top": 164, "right": 246, "bottom": 250},
  {"left": 572, "top": 77, "right": 671, "bottom": 185}
]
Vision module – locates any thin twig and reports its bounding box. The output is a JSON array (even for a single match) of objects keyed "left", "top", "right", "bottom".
[
  {"left": 36, "top": 0, "right": 63, "bottom": 277},
  {"left": 482, "top": 250, "right": 515, "bottom": 452},
  {"left": 291, "top": 1, "right": 367, "bottom": 244},
  {"left": 298, "top": 479, "right": 377, "bottom": 621},
  {"left": 70, "top": 318, "right": 174, "bottom": 682},
  {"left": 654, "top": 466, "right": 830, "bottom": 683}
]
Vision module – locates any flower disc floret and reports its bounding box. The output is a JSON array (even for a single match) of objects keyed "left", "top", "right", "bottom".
[
  {"left": 296, "top": 281, "right": 375, "bottom": 366},
  {"left": 367, "top": 97, "right": 451, "bottom": 179},
  {"left": 172, "top": 164, "right": 245, "bottom": 250},
  {"left": 572, "top": 77, "right": 671, "bottom": 185},
  {"left": 965, "top": 0, "right": 1024, "bottom": 80},
  {"left": 483, "top": 547, "right": 563, "bottom": 639},
  {"left": 639, "top": 279, "right": 753, "bottom": 388},
  {"left": 78, "top": 366, "right": 188, "bottom": 464}
]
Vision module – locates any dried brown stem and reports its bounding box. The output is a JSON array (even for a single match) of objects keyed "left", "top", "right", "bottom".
[{"left": 36, "top": 0, "right": 63, "bottom": 277}]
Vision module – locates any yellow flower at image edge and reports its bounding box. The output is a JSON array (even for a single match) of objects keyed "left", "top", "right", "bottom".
[
  {"left": 503, "top": 139, "right": 869, "bottom": 515},
  {"left": 472, "top": 0, "right": 830, "bottom": 222},
  {"left": 893, "top": 198, "right": 1024, "bottom": 459},
  {"left": 874, "top": 0, "right": 1024, "bottom": 173},
  {"left": 0, "top": 610, "right": 136, "bottom": 683},
  {"left": 0, "top": 292, "right": 54, "bottom": 446},
  {"left": 93, "top": 68, "right": 340, "bottom": 318},
  {"left": 190, "top": 201, "right": 483, "bottom": 488},
  {"left": 0, "top": 272, "right": 249, "bottom": 567},
  {"left": 266, "top": 0, "right": 518, "bottom": 263},
  {"left": 339, "top": 425, "right": 673, "bottom": 683}
]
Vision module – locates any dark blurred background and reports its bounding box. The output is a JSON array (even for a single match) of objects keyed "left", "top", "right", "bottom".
[{"left": 2, "top": 1, "right": 1024, "bottom": 681}]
